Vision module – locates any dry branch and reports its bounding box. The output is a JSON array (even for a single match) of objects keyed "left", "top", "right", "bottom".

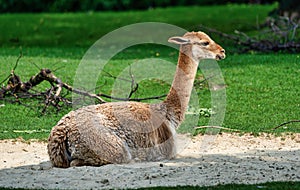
[
  {"left": 0, "top": 57, "right": 168, "bottom": 113},
  {"left": 0, "top": 68, "right": 106, "bottom": 100},
  {"left": 272, "top": 120, "right": 300, "bottom": 130},
  {"left": 198, "top": 16, "right": 300, "bottom": 52}
]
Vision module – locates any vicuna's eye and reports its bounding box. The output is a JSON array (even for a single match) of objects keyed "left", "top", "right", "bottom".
[{"left": 201, "top": 41, "right": 210, "bottom": 46}]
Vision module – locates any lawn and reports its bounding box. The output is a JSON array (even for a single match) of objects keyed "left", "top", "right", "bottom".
[
  {"left": 1, "top": 181, "right": 299, "bottom": 190},
  {"left": 2, "top": 50, "right": 299, "bottom": 139},
  {"left": 145, "top": 181, "right": 300, "bottom": 190},
  {"left": 0, "top": 4, "right": 273, "bottom": 47},
  {"left": 1, "top": 3, "right": 299, "bottom": 140}
]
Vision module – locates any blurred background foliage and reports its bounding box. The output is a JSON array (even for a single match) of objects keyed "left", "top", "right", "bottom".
[
  {"left": 0, "top": 0, "right": 284, "bottom": 12},
  {"left": 1, "top": 0, "right": 299, "bottom": 24}
]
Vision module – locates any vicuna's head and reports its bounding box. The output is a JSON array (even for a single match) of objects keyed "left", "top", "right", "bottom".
[{"left": 168, "top": 31, "right": 225, "bottom": 61}]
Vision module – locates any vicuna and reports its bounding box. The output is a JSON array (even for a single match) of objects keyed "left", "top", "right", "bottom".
[{"left": 48, "top": 31, "right": 225, "bottom": 168}]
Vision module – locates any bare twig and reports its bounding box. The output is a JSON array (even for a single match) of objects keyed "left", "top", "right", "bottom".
[
  {"left": 234, "top": 30, "right": 254, "bottom": 42},
  {"left": 102, "top": 70, "right": 132, "bottom": 83},
  {"left": 13, "top": 52, "right": 23, "bottom": 71},
  {"left": 128, "top": 65, "right": 139, "bottom": 99},
  {"left": 198, "top": 25, "right": 241, "bottom": 43},
  {"left": 0, "top": 53, "right": 23, "bottom": 85},
  {"left": 272, "top": 120, "right": 300, "bottom": 130},
  {"left": 194, "top": 126, "right": 241, "bottom": 132},
  {"left": 97, "top": 93, "right": 166, "bottom": 102}
]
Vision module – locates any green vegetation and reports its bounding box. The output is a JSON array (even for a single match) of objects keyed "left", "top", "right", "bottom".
[
  {"left": 183, "top": 53, "right": 300, "bottom": 135},
  {"left": 1, "top": 181, "right": 299, "bottom": 190},
  {"left": 0, "top": 4, "right": 299, "bottom": 141},
  {"left": 0, "top": 0, "right": 277, "bottom": 12},
  {"left": 143, "top": 181, "right": 300, "bottom": 189},
  {"left": 0, "top": 4, "right": 274, "bottom": 47}
]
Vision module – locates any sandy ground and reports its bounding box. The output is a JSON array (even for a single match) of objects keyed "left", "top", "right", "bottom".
[{"left": 0, "top": 133, "right": 299, "bottom": 189}]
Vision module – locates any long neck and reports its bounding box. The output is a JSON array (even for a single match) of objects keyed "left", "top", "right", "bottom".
[{"left": 163, "top": 49, "right": 199, "bottom": 123}]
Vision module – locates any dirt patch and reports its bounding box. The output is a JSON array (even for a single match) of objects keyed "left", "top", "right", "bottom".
[{"left": 0, "top": 133, "right": 299, "bottom": 189}]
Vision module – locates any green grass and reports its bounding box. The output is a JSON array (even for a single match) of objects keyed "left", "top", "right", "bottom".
[
  {"left": 221, "top": 54, "right": 300, "bottom": 133},
  {"left": 1, "top": 51, "right": 299, "bottom": 140},
  {"left": 0, "top": 4, "right": 299, "bottom": 140},
  {"left": 143, "top": 181, "right": 300, "bottom": 189},
  {"left": 193, "top": 53, "right": 300, "bottom": 134},
  {"left": 0, "top": 4, "right": 275, "bottom": 47},
  {"left": 0, "top": 181, "right": 299, "bottom": 190}
]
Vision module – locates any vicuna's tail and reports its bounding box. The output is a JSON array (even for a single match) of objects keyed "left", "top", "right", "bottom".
[{"left": 47, "top": 125, "right": 71, "bottom": 168}]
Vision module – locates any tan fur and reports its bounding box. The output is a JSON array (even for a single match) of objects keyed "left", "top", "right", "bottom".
[{"left": 48, "top": 31, "right": 225, "bottom": 167}]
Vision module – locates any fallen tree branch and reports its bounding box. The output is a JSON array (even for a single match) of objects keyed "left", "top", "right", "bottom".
[
  {"left": 1, "top": 68, "right": 106, "bottom": 102},
  {"left": 0, "top": 57, "right": 168, "bottom": 113},
  {"left": 198, "top": 16, "right": 300, "bottom": 53}
]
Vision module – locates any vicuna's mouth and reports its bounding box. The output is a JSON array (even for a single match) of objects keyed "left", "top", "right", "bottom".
[{"left": 216, "top": 54, "right": 225, "bottom": 60}]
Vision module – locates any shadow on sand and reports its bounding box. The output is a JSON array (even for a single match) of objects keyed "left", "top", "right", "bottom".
[{"left": 0, "top": 149, "right": 299, "bottom": 189}]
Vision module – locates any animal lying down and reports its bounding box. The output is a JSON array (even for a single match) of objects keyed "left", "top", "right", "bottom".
[{"left": 47, "top": 31, "right": 226, "bottom": 168}]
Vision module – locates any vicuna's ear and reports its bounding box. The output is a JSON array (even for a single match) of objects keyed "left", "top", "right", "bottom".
[{"left": 168, "top": 36, "right": 191, "bottom": 45}]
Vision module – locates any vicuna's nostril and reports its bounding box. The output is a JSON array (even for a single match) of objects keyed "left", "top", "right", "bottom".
[{"left": 221, "top": 49, "right": 225, "bottom": 53}]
